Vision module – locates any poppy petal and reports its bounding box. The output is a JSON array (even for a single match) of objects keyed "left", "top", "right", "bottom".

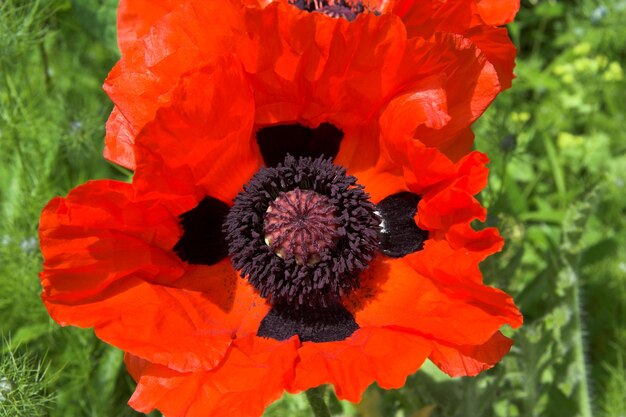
[
  {"left": 104, "top": 0, "right": 246, "bottom": 169},
  {"left": 332, "top": 125, "right": 408, "bottom": 204},
  {"left": 395, "top": 0, "right": 519, "bottom": 34},
  {"left": 466, "top": 26, "right": 517, "bottom": 89},
  {"left": 39, "top": 180, "right": 267, "bottom": 372},
  {"left": 117, "top": 0, "right": 180, "bottom": 54},
  {"left": 39, "top": 180, "right": 183, "bottom": 295},
  {"left": 45, "top": 276, "right": 237, "bottom": 373},
  {"left": 289, "top": 327, "right": 432, "bottom": 402},
  {"left": 411, "top": 230, "right": 503, "bottom": 285},
  {"left": 438, "top": 127, "right": 476, "bottom": 163},
  {"left": 244, "top": 7, "right": 499, "bottom": 151},
  {"left": 376, "top": 35, "right": 500, "bottom": 156},
  {"left": 391, "top": 0, "right": 518, "bottom": 124},
  {"left": 350, "top": 256, "right": 521, "bottom": 347},
  {"left": 429, "top": 331, "right": 515, "bottom": 377},
  {"left": 241, "top": 6, "right": 407, "bottom": 128},
  {"left": 385, "top": 140, "right": 489, "bottom": 205},
  {"left": 476, "top": 0, "right": 520, "bottom": 26},
  {"left": 126, "top": 336, "right": 299, "bottom": 417},
  {"left": 410, "top": 34, "right": 500, "bottom": 151},
  {"left": 44, "top": 263, "right": 269, "bottom": 373},
  {"left": 416, "top": 151, "right": 491, "bottom": 231},
  {"left": 104, "top": 106, "right": 136, "bottom": 170},
  {"left": 418, "top": 186, "right": 486, "bottom": 230},
  {"left": 133, "top": 57, "right": 263, "bottom": 206}
]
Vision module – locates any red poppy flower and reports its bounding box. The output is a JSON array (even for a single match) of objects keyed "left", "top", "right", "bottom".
[
  {"left": 40, "top": 55, "right": 521, "bottom": 417},
  {"left": 105, "top": 0, "right": 518, "bottom": 170}
]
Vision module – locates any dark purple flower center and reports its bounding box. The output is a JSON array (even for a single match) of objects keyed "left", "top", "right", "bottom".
[
  {"left": 222, "top": 155, "right": 381, "bottom": 342},
  {"left": 223, "top": 155, "right": 380, "bottom": 311},
  {"left": 173, "top": 123, "right": 429, "bottom": 343}
]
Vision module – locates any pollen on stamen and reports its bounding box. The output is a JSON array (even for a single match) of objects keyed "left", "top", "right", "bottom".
[{"left": 264, "top": 189, "right": 339, "bottom": 266}]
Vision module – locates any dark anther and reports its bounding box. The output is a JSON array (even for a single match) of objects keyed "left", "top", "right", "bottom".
[
  {"left": 257, "top": 303, "right": 359, "bottom": 342},
  {"left": 318, "top": 5, "right": 358, "bottom": 20},
  {"left": 173, "top": 197, "right": 230, "bottom": 265},
  {"left": 377, "top": 192, "right": 429, "bottom": 258},
  {"left": 256, "top": 123, "right": 343, "bottom": 167},
  {"left": 288, "top": 0, "right": 372, "bottom": 21}
]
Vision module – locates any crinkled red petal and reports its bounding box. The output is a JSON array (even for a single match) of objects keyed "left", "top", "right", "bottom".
[
  {"left": 39, "top": 180, "right": 183, "bottom": 293},
  {"left": 133, "top": 56, "right": 262, "bottom": 208},
  {"left": 117, "top": 0, "right": 180, "bottom": 54},
  {"left": 429, "top": 331, "right": 515, "bottom": 377},
  {"left": 244, "top": 8, "right": 500, "bottom": 156},
  {"left": 39, "top": 180, "right": 267, "bottom": 373},
  {"left": 126, "top": 336, "right": 299, "bottom": 417},
  {"left": 346, "top": 143, "right": 521, "bottom": 374},
  {"left": 411, "top": 229, "right": 503, "bottom": 285},
  {"left": 336, "top": 125, "right": 408, "bottom": 204},
  {"left": 289, "top": 327, "right": 432, "bottom": 402},
  {"left": 436, "top": 127, "right": 475, "bottom": 163},
  {"left": 104, "top": 0, "right": 247, "bottom": 169},
  {"left": 394, "top": 0, "right": 519, "bottom": 34},
  {"left": 349, "top": 256, "right": 521, "bottom": 347},
  {"left": 409, "top": 34, "right": 499, "bottom": 151},
  {"left": 466, "top": 26, "right": 517, "bottom": 89},
  {"left": 476, "top": 0, "right": 520, "bottom": 26},
  {"left": 104, "top": 106, "right": 137, "bottom": 170}
]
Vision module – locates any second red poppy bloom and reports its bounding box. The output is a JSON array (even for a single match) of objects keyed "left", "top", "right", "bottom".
[{"left": 105, "top": 0, "right": 519, "bottom": 169}]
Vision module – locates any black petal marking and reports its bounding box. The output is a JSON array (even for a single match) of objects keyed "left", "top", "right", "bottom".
[
  {"left": 256, "top": 123, "right": 343, "bottom": 167},
  {"left": 377, "top": 192, "right": 429, "bottom": 258},
  {"left": 173, "top": 197, "right": 230, "bottom": 265},
  {"left": 257, "top": 303, "right": 359, "bottom": 342}
]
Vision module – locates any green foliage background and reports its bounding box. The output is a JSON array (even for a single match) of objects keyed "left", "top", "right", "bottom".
[{"left": 0, "top": 0, "right": 624, "bottom": 416}]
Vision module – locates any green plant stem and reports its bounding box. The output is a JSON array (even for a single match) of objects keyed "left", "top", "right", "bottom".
[
  {"left": 305, "top": 386, "right": 331, "bottom": 417},
  {"left": 38, "top": 41, "right": 51, "bottom": 91},
  {"left": 542, "top": 134, "right": 567, "bottom": 207},
  {"left": 568, "top": 263, "right": 593, "bottom": 417}
]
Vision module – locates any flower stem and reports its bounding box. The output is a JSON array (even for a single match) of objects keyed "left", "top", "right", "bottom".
[
  {"left": 305, "top": 386, "right": 331, "bottom": 417},
  {"left": 569, "top": 263, "right": 593, "bottom": 417}
]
